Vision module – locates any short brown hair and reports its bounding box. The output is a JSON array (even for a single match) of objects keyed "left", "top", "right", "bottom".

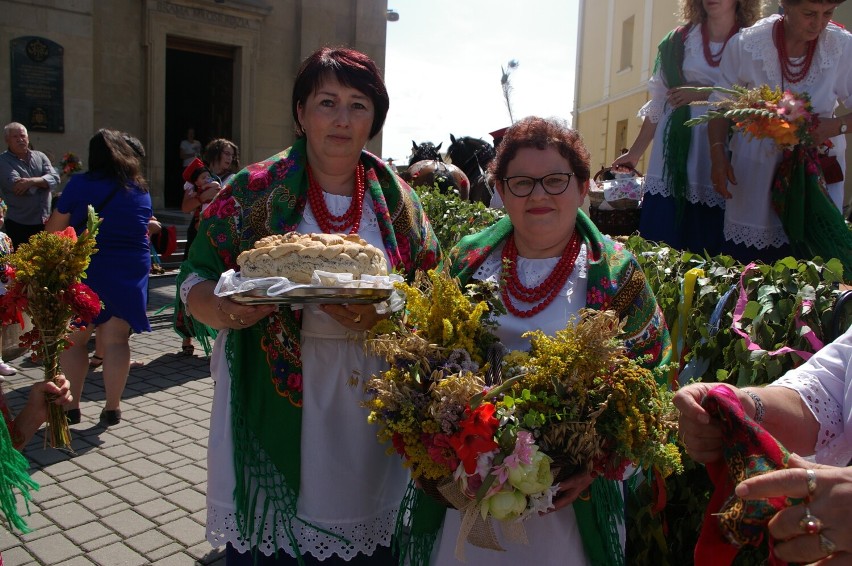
[
  {"left": 292, "top": 47, "right": 389, "bottom": 139},
  {"left": 488, "top": 117, "right": 591, "bottom": 185}
]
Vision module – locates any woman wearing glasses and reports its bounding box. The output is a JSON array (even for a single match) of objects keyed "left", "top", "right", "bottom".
[{"left": 402, "top": 117, "right": 671, "bottom": 565}]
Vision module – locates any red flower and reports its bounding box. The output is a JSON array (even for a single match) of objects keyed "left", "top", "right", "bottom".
[
  {"left": 54, "top": 226, "right": 78, "bottom": 241},
  {"left": 64, "top": 282, "right": 101, "bottom": 323},
  {"left": 423, "top": 432, "right": 460, "bottom": 471},
  {"left": 392, "top": 432, "right": 408, "bottom": 457},
  {"left": 449, "top": 403, "right": 499, "bottom": 474},
  {"left": 0, "top": 285, "right": 27, "bottom": 327}
]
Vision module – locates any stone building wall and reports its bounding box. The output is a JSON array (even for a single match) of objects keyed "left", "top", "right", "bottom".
[{"left": 1, "top": 0, "right": 389, "bottom": 207}]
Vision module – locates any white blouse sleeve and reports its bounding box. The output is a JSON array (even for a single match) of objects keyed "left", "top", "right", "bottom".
[
  {"left": 639, "top": 68, "right": 668, "bottom": 124},
  {"left": 768, "top": 325, "right": 852, "bottom": 466}
]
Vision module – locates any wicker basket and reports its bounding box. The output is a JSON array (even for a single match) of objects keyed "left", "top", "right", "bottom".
[{"left": 589, "top": 206, "right": 641, "bottom": 237}]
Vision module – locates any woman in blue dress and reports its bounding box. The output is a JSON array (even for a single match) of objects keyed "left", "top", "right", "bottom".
[{"left": 45, "top": 129, "right": 152, "bottom": 426}]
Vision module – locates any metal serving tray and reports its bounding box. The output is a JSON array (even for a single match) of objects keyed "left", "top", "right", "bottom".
[{"left": 228, "top": 285, "right": 393, "bottom": 305}]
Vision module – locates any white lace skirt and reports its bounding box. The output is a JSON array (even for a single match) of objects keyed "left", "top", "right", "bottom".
[{"left": 205, "top": 308, "right": 409, "bottom": 559}]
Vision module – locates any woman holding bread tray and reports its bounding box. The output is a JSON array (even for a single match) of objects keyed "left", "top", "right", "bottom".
[{"left": 175, "top": 47, "right": 440, "bottom": 565}]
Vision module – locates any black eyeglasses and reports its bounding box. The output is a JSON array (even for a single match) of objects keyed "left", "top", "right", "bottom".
[{"left": 501, "top": 173, "right": 575, "bottom": 197}]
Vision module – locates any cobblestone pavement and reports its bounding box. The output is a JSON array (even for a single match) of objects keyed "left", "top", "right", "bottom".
[{"left": 0, "top": 274, "right": 226, "bottom": 566}]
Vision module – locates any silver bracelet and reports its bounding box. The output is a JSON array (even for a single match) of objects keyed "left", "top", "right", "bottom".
[{"left": 745, "top": 390, "right": 765, "bottom": 423}]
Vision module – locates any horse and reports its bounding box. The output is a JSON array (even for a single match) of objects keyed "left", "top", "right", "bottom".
[
  {"left": 408, "top": 140, "right": 442, "bottom": 166},
  {"left": 447, "top": 135, "right": 497, "bottom": 205},
  {"left": 402, "top": 140, "right": 470, "bottom": 199},
  {"left": 402, "top": 159, "right": 470, "bottom": 200}
]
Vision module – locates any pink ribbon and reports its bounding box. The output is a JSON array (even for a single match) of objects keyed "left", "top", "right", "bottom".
[{"left": 731, "top": 263, "right": 823, "bottom": 361}]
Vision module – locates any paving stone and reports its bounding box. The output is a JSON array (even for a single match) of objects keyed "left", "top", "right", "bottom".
[
  {"left": 101, "top": 508, "right": 157, "bottom": 538},
  {"left": 60, "top": 475, "right": 108, "bottom": 498},
  {"left": 81, "top": 533, "right": 122, "bottom": 552},
  {"left": 79, "top": 490, "right": 124, "bottom": 512},
  {"left": 42, "top": 501, "right": 98, "bottom": 529},
  {"left": 73, "top": 452, "right": 116, "bottom": 472},
  {"left": 120, "top": 456, "right": 167, "bottom": 479},
  {"left": 97, "top": 443, "right": 138, "bottom": 460},
  {"left": 157, "top": 516, "right": 206, "bottom": 547},
  {"left": 89, "top": 465, "right": 133, "bottom": 484},
  {"left": 65, "top": 521, "right": 115, "bottom": 545},
  {"left": 165, "top": 488, "right": 207, "bottom": 513},
  {"left": 145, "top": 542, "right": 187, "bottom": 562},
  {"left": 150, "top": 552, "right": 196, "bottom": 566},
  {"left": 23, "top": 531, "right": 82, "bottom": 564},
  {"left": 113, "top": 481, "right": 161, "bottom": 505},
  {"left": 151, "top": 508, "right": 187, "bottom": 526},
  {"left": 133, "top": 497, "right": 181, "bottom": 520},
  {"left": 0, "top": 544, "right": 38, "bottom": 565},
  {"left": 125, "top": 528, "right": 175, "bottom": 554},
  {"left": 127, "top": 437, "right": 172, "bottom": 456},
  {"left": 169, "top": 463, "right": 206, "bottom": 484},
  {"left": 30, "top": 481, "right": 70, "bottom": 504},
  {"left": 86, "top": 541, "right": 148, "bottom": 566}
]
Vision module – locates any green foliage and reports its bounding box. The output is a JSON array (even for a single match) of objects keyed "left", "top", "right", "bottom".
[
  {"left": 624, "top": 235, "right": 847, "bottom": 565},
  {"left": 415, "top": 184, "right": 504, "bottom": 252}
]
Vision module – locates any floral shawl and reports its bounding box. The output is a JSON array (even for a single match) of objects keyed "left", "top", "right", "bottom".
[
  {"left": 175, "top": 137, "right": 440, "bottom": 555},
  {"left": 397, "top": 211, "right": 672, "bottom": 566}
]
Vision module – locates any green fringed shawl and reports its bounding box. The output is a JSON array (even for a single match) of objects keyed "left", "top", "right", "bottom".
[
  {"left": 771, "top": 145, "right": 852, "bottom": 281},
  {"left": 656, "top": 25, "right": 693, "bottom": 225},
  {"left": 174, "top": 138, "right": 441, "bottom": 561},
  {"left": 0, "top": 395, "right": 38, "bottom": 533},
  {"left": 396, "top": 212, "right": 673, "bottom": 566}
]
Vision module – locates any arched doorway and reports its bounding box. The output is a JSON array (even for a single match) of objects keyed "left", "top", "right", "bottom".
[{"left": 164, "top": 38, "right": 234, "bottom": 208}]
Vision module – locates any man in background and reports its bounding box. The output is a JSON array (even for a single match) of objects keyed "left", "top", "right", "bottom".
[{"left": 0, "top": 122, "right": 59, "bottom": 247}]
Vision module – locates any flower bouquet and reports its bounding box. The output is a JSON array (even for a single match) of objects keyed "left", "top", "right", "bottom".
[
  {"left": 59, "top": 152, "right": 83, "bottom": 178},
  {"left": 364, "top": 270, "right": 681, "bottom": 553},
  {"left": 684, "top": 85, "right": 817, "bottom": 148},
  {"left": 0, "top": 207, "right": 101, "bottom": 449}
]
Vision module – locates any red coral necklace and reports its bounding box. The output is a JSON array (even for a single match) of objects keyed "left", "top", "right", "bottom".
[
  {"left": 307, "top": 163, "right": 366, "bottom": 234},
  {"left": 500, "top": 230, "right": 582, "bottom": 319},
  {"left": 773, "top": 17, "right": 817, "bottom": 85},
  {"left": 701, "top": 21, "right": 739, "bottom": 67}
]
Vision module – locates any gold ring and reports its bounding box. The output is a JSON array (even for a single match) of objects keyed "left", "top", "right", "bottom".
[
  {"left": 819, "top": 533, "right": 837, "bottom": 555},
  {"left": 799, "top": 507, "right": 823, "bottom": 535},
  {"left": 353, "top": 314, "right": 362, "bottom": 324},
  {"left": 806, "top": 469, "right": 817, "bottom": 498},
  {"left": 229, "top": 313, "right": 238, "bottom": 322},
  {"left": 238, "top": 317, "right": 248, "bottom": 326}
]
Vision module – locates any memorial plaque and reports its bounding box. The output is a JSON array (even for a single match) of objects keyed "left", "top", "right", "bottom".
[{"left": 10, "top": 36, "right": 64, "bottom": 133}]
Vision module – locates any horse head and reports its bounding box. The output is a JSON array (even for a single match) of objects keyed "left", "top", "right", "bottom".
[
  {"left": 447, "top": 135, "right": 497, "bottom": 205},
  {"left": 447, "top": 135, "right": 496, "bottom": 179},
  {"left": 409, "top": 141, "right": 443, "bottom": 166}
]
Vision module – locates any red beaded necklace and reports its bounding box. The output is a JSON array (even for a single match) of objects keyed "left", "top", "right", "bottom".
[
  {"left": 307, "top": 163, "right": 366, "bottom": 234},
  {"left": 773, "top": 17, "right": 817, "bottom": 85},
  {"left": 500, "top": 230, "right": 582, "bottom": 319},
  {"left": 701, "top": 21, "right": 739, "bottom": 67}
]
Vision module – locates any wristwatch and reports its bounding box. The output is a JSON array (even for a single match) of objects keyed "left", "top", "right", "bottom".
[{"left": 841, "top": 118, "right": 848, "bottom": 135}]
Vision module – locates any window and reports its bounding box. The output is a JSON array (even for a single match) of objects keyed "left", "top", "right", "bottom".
[{"left": 620, "top": 16, "right": 634, "bottom": 71}]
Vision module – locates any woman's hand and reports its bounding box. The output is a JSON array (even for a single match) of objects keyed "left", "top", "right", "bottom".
[
  {"left": 547, "top": 471, "right": 595, "bottom": 512},
  {"left": 673, "top": 382, "right": 730, "bottom": 463},
  {"left": 612, "top": 151, "right": 638, "bottom": 170},
  {"left": 735, "top": 454, "right": 852, "bottom": 565},
  {"left": 320, "top": 304, "right": 386, "bottom": 331},
  {"left": 666, "top": 86, "right": 708, "bottom": 109},
  {"left": 214, "top": 296, "right": 277, "bottom": 330},
  {"left": 710, "top": 148, "right": 736, "bottom": 199},
  {"left": 810, "top": 117, "right": 845, "bottom": 147},
  {"left": 198, "top": 181, "right": 221, "bottom": 204}
]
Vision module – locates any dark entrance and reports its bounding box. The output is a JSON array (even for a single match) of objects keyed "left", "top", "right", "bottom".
[{"left": 164, "top": 38, "right": 235, "bottom": 208}]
